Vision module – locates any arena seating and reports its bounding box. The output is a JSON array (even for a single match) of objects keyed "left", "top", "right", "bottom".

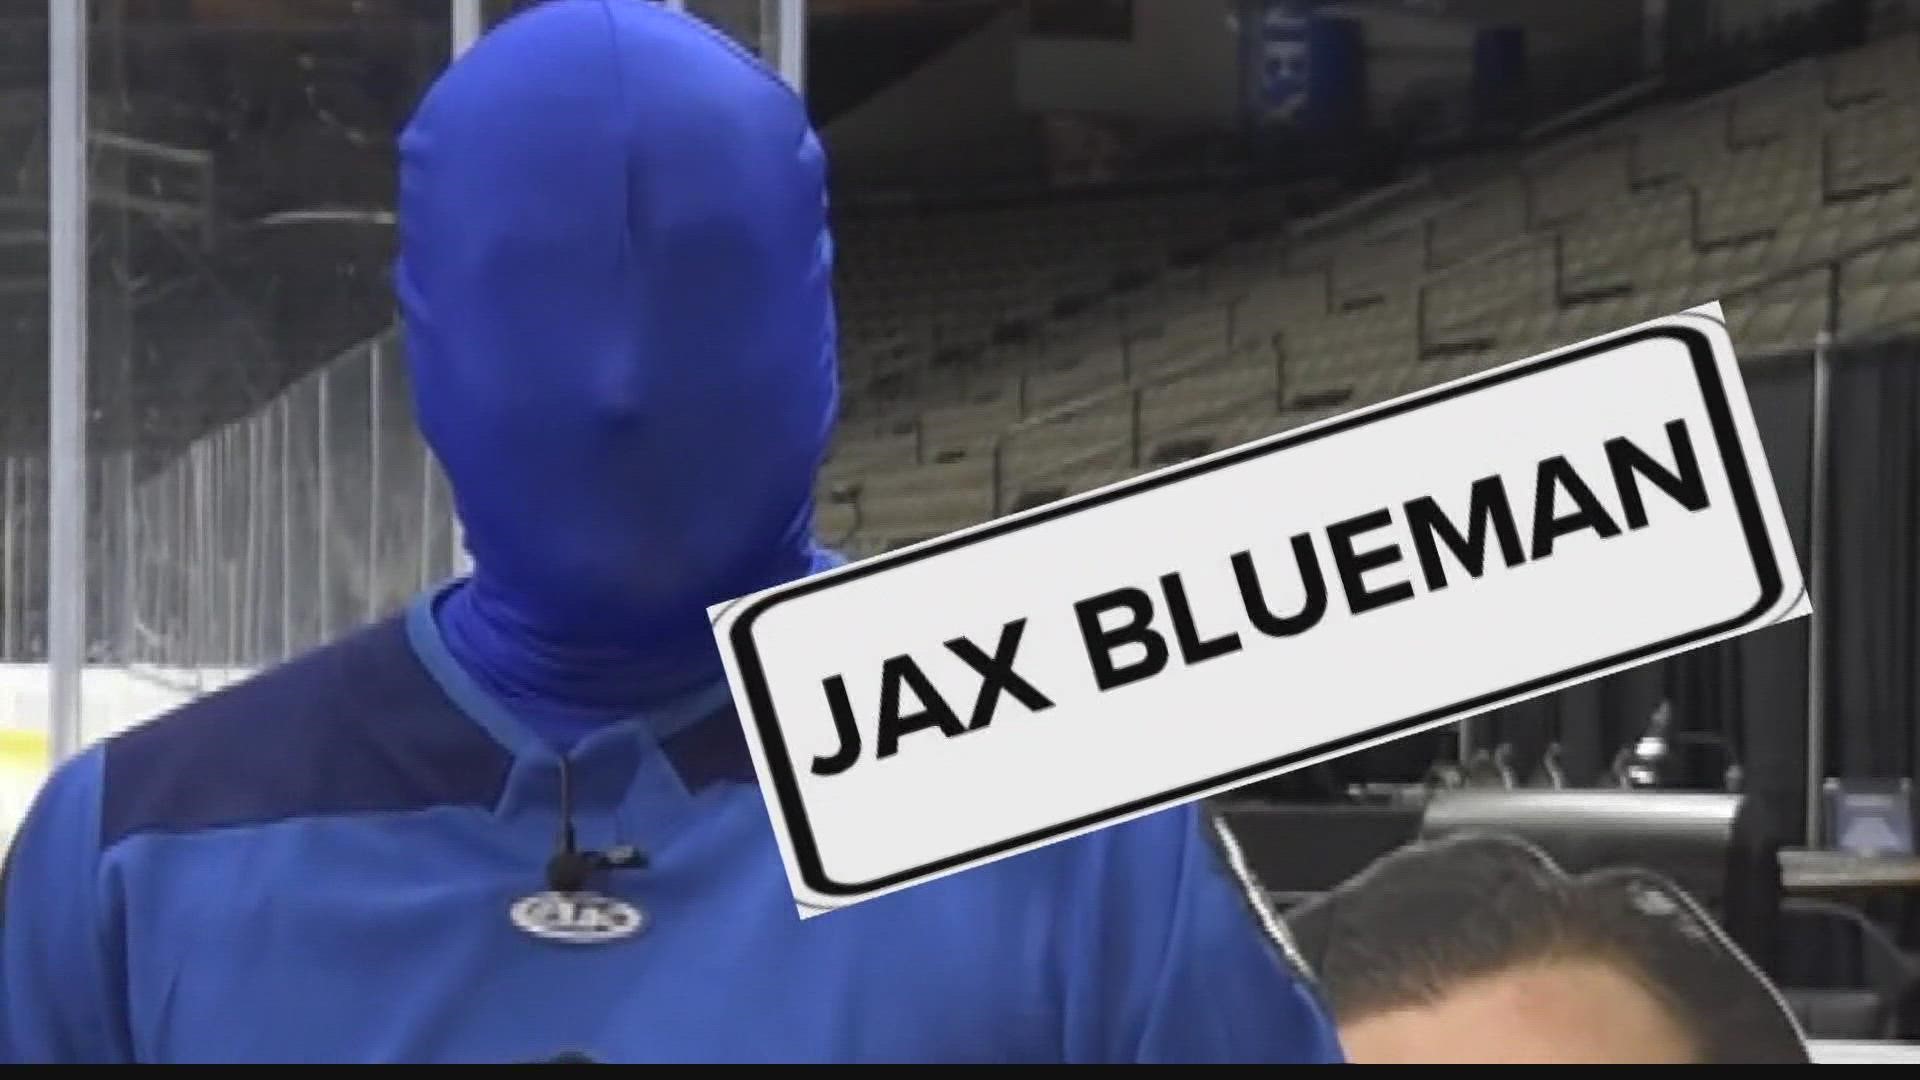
[{"left": 820, "top": 32, "right": 1920, "bottom": 558}]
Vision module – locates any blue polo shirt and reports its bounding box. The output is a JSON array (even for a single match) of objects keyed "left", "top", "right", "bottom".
[{"left": 0, "top": 598, "right": 1341, "bottom": 1063}]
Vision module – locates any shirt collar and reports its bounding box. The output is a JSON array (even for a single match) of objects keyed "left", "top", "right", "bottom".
[{"left": 404, "top": 591, "right": 756, "bottom": 791}]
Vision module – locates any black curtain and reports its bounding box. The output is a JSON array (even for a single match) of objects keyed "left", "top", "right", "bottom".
[
  {"left": 1817, "top": 337, "right": 1920, "bottom": 948},
  {"left": 1671, "top": 354, "right": 1815, "bottom": 834},
  {"left": 1822, "top": 339, "right": 1920, "bottom": 786}
]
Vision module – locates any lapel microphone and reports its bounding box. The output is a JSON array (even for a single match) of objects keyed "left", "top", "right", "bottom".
[
  {"left": 512, "top": 754, "right": 652, "bottom": 944},
  {"left": 547, "top": 755, "right": 648, "bottom": 893}
]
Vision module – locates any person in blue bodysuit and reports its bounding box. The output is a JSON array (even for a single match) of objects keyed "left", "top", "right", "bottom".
[{"left": 0, "top": 1, "right": 1343, "bottom": 1064}]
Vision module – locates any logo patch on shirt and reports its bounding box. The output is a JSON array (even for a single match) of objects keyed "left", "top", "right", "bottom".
[{"left": 511, "top": 890, "right": 647, "bottom": 945}]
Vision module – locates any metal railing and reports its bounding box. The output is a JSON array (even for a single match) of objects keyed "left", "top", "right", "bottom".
[{"left": 102, "top": 328, "right": 460, "bottom": 670}]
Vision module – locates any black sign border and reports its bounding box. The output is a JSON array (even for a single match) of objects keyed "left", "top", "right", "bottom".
[{"left": 729, "top": 322, "right": 1785, "bottom": 899}]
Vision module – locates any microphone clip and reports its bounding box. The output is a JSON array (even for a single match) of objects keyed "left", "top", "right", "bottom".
[{"left": 546, "top": 845, "right": 648, "bottom": 895}]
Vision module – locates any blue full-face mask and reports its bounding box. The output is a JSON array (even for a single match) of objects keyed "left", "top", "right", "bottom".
[{"left": 394, "top": 0, "right": 839, "bottom": 728}]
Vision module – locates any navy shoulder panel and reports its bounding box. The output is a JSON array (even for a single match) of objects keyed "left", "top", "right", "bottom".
[{"left": 102, "top": 617, "right": 512, "bottom": 847}]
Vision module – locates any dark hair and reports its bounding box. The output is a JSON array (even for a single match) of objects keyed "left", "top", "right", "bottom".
[{"left": 1285, "top": 832, "right": 1808, "bottom": 1064}]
